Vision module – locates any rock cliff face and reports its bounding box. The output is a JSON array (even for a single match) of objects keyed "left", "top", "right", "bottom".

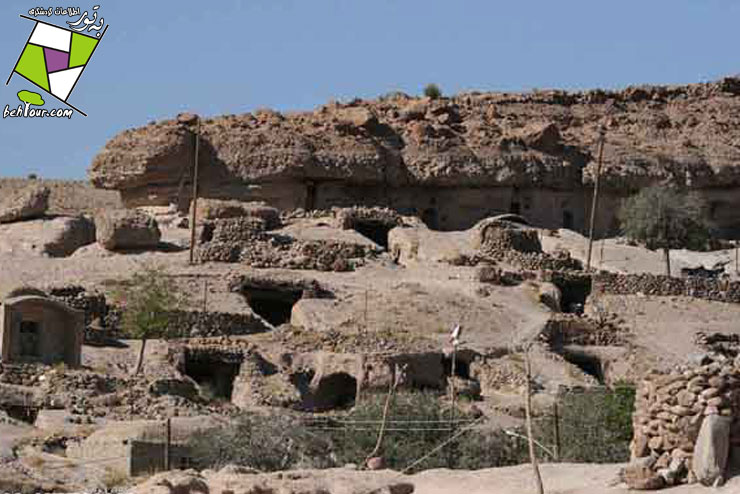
[{"left": 89, "top": 77, "right": 740, "bottom": 234}]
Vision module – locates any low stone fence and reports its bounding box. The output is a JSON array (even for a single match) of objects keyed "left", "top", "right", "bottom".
[
  {"left": 593, "top": 272, "right": 740, "bottom": 304},
  {"left": 163, "top": 310, "right": 271, "bottom": 338},
  {"left": 334, "top": 206, "right": 402, "bottom": 230},
  {"left": 196, "top": 235, "right": 378, "bottom": 272},
  {"left": 48, "top": 285, "right": 109, "bottom": 328},
  {"left": 627, "top": 355, "right": 740, "bottom": 487}
]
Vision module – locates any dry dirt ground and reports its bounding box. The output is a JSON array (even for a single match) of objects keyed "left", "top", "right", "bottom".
[
  {"left": 2, "top": 182, "right": 740, "bottom": 491},
  {"left": 125, "top": 462, "right": 740, "bottom": 494},
  {"left": 541, "top": 228, "right": 740, "bottom": 280}
]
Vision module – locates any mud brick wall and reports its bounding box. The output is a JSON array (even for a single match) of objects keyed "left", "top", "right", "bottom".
[{"left": 631, "top": 357, "right": 740, "bottom": 481}]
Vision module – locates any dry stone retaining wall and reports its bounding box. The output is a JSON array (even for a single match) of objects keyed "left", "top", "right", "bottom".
[
  {"left": 594, "top": 272, "right": 740, "bottom": 304},
  {"left": 196, "top": 217, "right": 379, "bottom": 271},
  {"left": 629, "top": 355, "right": 740, "bottom": 486}
]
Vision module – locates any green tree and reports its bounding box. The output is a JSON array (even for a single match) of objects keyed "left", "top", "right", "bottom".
[
  {"left": 619, "top": 186, "right": 710, "bottom": 276},
  {"left": 113, "top": 265, "right": 183, "bottom": 374},
  {"left": 424, "top": 83, "right": 442, "bottom": 100}
]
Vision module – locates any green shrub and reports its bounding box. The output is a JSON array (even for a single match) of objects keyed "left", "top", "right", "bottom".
[
  {"left": 190, "top": 392, "right": 528, "bottom": 473},
  {"left": 189, "top": 412, "right": 334, "bottom": 471},
  {"left": 423, "top": 83, "right": 442, "bottom": 100},
  {"left": 619, "top": 186, "right": 710, "bottom": 275},
  {"left": 538, "top": 385, "right": 635, "bottom": 463}
]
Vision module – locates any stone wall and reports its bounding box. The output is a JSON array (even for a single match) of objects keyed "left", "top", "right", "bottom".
[
  {"left": 196, "top": 217, "right": 380, "bottom": 271},
  {"left": 629, "top": 355, "right": 740, "bottom": 487},
  {"left": 164, "top": 310, "right": 271, "bottom": 338},
  {"left": 593, "top": 272, "right": 740, "bottom": 304}
]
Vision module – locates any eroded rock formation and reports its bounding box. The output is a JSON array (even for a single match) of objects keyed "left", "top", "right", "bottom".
[{"left": 89, "top": 78, "right": 740, "bottom": 235}]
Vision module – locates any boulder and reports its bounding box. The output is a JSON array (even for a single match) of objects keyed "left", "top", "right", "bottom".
[
  {"left": 191, "top": 199, "right": 280, "bottom": 229},
  {"left": 0, "top": 184, "right": 50, "bottom": 223},
  {"left": 127, "top": 471, "right": 208, "bottom": 494},
  {"left": 95, "top": 209, "right": 161, "bottom": 250},
  {"left": 0, "top": 215, "right": 95, "bottom": 257},
  {"left": 538, "top": 282, "right": 562, "bottom": 312},
  {"left": 516, "top": 122, "right": 563, "bottom": 153},
  {"left": 692, "top": 414, "right": 731, "bottom": 486},
  {"left": 335, "top": 106, "right": 378, "bottom": 129},
  {"left": 621, "top": 463, "right": 665, "bottom": 490},
  {"left": 42, "top": 215, "right": 96, "bottom": 257}
]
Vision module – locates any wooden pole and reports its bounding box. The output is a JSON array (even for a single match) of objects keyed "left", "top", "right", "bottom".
[
  {"left": 450, "top": 345, "right": 457, "bottom": 429},
  {"left": 586, "top": 125, "right": 606, "bottom": 271},
  {"left": 203, "top": 279, "right": 208, "bottom": 313},
  {"left": 188, "top": 119, "right": 201, "bottom": 265},
  {"left": 363, "top": 289, "right": 368, "bottom": 334},
  {"left": 525, "top": 351, "right": 545, "bottom": 494},
  {"left": 164, "top": 417, "right": 171, "bottom": 471},
  {"left": 553, "top": 401, "right": 561, "bottom": 462}
]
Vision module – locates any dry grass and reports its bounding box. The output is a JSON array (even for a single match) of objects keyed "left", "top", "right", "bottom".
[{"left": 102, "top": 467, "right": 129, "bottom": 490}]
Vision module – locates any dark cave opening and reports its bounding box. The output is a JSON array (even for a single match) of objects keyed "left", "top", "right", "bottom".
[
  {"left": 3, "top": 405, "right": 39, "bottom": 424},
  {"left": 299, "top": 372, "right": 357, "bottom": 412},
  {"left": 561, "top": 348, "right": 604, "bottom": 384},
  {"left": 183, "top": 353, "right": 242, "bottom": 400},
  {"left": 352, "top": 221, "right": 393, "bottom": 250},
  {"left": 242, "top": 287, "right": 303, "bottom": 327},
  {"left": 421, "top": 208, "right": 439, "bottom": 230},
  {"left": 442, "top": 356, "right": 471, "bottom": 379},
  {"left": 554, "top": 277, "right": 592, "bottom": 314}
]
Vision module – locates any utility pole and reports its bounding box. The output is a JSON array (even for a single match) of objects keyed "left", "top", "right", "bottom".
[
  {"left": 586, "top": 125, "right": 607, "bottom": 271},
  {"left": 188, "top": 119, "right": 201, "bottom": 265}
]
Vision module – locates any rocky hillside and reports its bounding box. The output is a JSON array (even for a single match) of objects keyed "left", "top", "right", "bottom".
[{"left": 88, "top": 77, "right": 740, "bottom": 233}]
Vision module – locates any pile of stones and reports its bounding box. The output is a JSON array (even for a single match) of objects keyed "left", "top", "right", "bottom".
[
  {"left": 540, "top": 313, "right": 626, "bottom": 347},
  {"left": 0, "top": 363, "right": 46, "bottom": 386},
  {"left": 164, "top": 309, "right": 271, "bottom": 338},
  {"left": 196, "top": 217, "right": 379, "bottom": 271},
  {"left": 333, "top": 206, "right": 402, "bottom": 230},
  {"left": 475, "top": 221, "right": 582, "bottom": 272},
  {"left": 625, "top": 354, "right": 740, "bottom": 488},
  {"left": 48, "top": 285, "right": 108, "bottom": 328},
  {"left": 594, "top": 272, "right": 740, "bottom": 304}
]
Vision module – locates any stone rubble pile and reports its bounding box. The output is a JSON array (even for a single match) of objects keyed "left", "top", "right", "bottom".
[
  {"left": 626, "top": 354, "right": 740, "bottom": 488},
  {"left": 475, "top": 221, "right": 582, "bottom": 272},
  {"left": 164, "top": 310, "right": 271, "bottom": 338},
  {"left": 196, "top": 217, "right": 380, "bottom": 271},
  {"left": 333, "top": 206, "right": 402, "bottom": 230}
]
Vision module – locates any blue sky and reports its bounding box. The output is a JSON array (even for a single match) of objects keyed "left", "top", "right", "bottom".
[{"left": 1, "top": 0, "right": 738, "bottom": 179}]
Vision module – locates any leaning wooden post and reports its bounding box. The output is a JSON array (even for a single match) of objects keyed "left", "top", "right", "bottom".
[
  {"left": 188, "top": 119, "right": 201, "bottom": 265},
  {"left": 524, "top": 350, "right": 545, "bottom": 494},
  {"left": 450, "top": 343, "right": 457, "bottom": 429},
  {"left": 164, "top": 417, "right": 171, "bottom": 471},
  {"left": 586, "top": 125, "right": 606, "bottom": 271}
]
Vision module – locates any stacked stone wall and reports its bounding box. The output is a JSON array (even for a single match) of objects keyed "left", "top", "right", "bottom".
[
  {"left": 594, "top": 273, "right": 740, "bottom": 304},
  {"left": 630, "top": 356, "right": 740, "bottom": 486}
]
